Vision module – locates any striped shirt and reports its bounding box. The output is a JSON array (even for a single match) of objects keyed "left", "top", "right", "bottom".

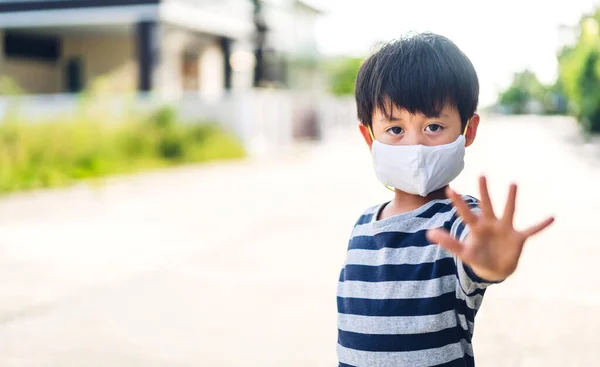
[{"left": 337, "top": 196, "right": 496, "bottom": 367}]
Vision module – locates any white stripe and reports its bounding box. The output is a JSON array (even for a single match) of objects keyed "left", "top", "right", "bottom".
[
  {"left": 338, "top": 275, "right": 457, "bottom": 300},
  {"left": 353, "top": 210, "right": 455, "bottom": 237},
  {"left": 455, "top": 287, "right": 484, "bottom": 310},
  {"left": 337, "top": 339, "right": 473, "bottom": 367},
  {"left": 353, "top": 198, "right": 478, "bottom": 238},
  {"left": 450, "top": 216, "right": 462, "bottom": 238},
  {"left": 345, "top": 245, "right": 451, "bottom": 266},
  {"left": 455, "top": 258, "right": 492, "bottom": 294},
  {"left": 364, "top": 204, "right": 382, "bottom": 215},
  {"left": 354, "top": 204, "right": 381, "bottom": 221},
  {"left": 337, "top": 310, "right": 471, "bottom": 335}
]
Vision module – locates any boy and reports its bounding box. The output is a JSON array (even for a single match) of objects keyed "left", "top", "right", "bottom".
[{"left": 336, "top": 33, "right": 554, "bottom": 367}]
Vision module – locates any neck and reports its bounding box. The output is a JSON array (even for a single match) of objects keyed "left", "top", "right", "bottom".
[{"left": 381, "top": 186, "right": 449, "bottom": 219}]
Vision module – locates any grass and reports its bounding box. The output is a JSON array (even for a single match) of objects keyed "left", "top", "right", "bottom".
[{"left": 0, "top": 104, "right": 245, "bottom": 194}]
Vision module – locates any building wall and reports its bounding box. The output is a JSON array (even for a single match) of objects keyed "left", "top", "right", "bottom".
[
  {"left": 0, "top": 28, "right": 136, "bottom": 95},
  {"left": 62, "top": 32, "right": 137, "bottom": 93},
  {"left": 199, "top": 43, "right": 225, "bottom": 100},
  {"left": 156, "top": 24, "right": 228, "bottom": 99},
  {"left": 1, "top": 59, "right": 61, "bottom": 94},
  {"left": 158, "top": 0, "right": 259, "bottom": 93}
]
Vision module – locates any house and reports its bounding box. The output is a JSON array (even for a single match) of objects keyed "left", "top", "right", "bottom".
[{"left": 0, "top": 0, "right": 322, "bottom": 99}]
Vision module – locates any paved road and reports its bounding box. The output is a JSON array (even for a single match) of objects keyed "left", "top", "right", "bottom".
[{"left": 0, "top": 115, "right": 598, "bottom": 366}]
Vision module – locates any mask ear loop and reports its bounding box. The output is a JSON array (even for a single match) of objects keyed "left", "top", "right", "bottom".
[
  {"left": 368, "top": 126, "right": 395, "bottom": 193},
  {"left": 463, "top": 119, "right": 471, "bottom": 136},
  {"left": 367, "top": 125, "right": 376, "bottom": 141}
]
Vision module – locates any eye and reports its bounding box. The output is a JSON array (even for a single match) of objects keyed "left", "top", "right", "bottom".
[
  {"left": 386, "top": 126, "right": 404, "bottom": 136},
  {"left": 425, "top": 123, "right": 444, "bottom": 132}
]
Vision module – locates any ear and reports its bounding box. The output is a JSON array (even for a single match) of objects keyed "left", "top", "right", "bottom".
[
  {"left": 359, "top": 124, "right": 374, "bottom": 149},
  {"left": 464, "top": 114, "right": 480, "bottom": 147}
]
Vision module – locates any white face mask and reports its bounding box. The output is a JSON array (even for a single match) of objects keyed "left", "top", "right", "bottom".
[{"left": 370, "top": 130, "right": 467, "bottom": 197}]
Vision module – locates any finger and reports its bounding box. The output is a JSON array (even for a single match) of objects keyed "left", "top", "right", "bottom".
[
  {"left": 521, "top": 217, "right": 555, "bottom": 238},
  {"left": 446, "top": 187, "right": 478, "bottom": 225},
  {"left": 502, "top": 183, "right": 518, "bottom": 225},
  {"left": 427, "top": 228, "right": 466, "bottom": 258},
  {"left": 479, "top": 176, "right": 496, "bottom": 219}
]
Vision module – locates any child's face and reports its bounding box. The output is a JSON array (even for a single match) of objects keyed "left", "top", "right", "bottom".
[{"left": 359, "top": 103, "right": 479, "bottom": 148}]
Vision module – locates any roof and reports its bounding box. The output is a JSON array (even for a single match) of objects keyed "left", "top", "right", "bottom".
[
  {"left": 295, "top": 0, "right": 323, "bottom": 14},
  {"left": 0, "top": 0, "right": 159, "bottom": 13}
]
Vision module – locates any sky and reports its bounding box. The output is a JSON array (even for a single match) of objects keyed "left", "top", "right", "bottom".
[{"left": 308, "top": 0, "right": 599, "bottom": 107}]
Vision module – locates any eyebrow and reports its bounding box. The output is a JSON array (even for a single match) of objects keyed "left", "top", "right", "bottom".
[
  {"left": 380, "top": 115, "right": 403, "bottom": 122},
  {"left": 379, "top": 113, "right": 450, "bottom": 122}
]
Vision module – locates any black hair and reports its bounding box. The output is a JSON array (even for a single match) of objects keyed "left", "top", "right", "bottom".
[{"left": 355, "top": 32, "right": 479, "bottom": 128}]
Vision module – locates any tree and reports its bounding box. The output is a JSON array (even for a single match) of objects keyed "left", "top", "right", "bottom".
[
  {"left": 558, "top": 13, "right": 600, "bottom": 132},
  {"left": 325, "top": 57, "right": 363, "bottom": 97},
  {"left": 497, "top": 70, "right": 547, "bottom": 114}
]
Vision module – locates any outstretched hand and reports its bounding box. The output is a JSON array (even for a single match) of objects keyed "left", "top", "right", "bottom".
[{"left": 427, "top": 176, "right": 555, "bottom": 282}]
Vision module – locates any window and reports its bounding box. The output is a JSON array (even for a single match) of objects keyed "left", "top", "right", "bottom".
[{"left": 4, "top": 31, "right": 61, "bottom": 62}]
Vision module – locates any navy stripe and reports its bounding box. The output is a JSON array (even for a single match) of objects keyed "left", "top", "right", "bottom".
[
  {"left": 448, "top": 201, "right": 479, "bottom": 223},
  {"left": 417, "top": 197, "right": 477, "bottom": 220},
  {"left": 341, "top": 257, "right": 456, "bottom": 282},
  {"left": 417, "top": 202, "right": 454, "bottom": 218},
  {"left": 338, "top": 325, "right": 471, "bottom": 352},
  {"left": 455, "top": 220, "right": 468, "bottom": 239},
  {"left": 338, "top": 268, "right": 345, "bottom": 282},
  {"left": 349, "top": 230, "right": 430, "bottom": 250},
  {"left": 337, "top": 293, "right": 477, "bottom": 322},
  {"left": 463, "top": 263, "right": 499, "bottom": 285},
  {"left": 433, "top": 355, "right": 475, "bottom": 367},
  {"left": 461, "top": 284, "right": 486, "bottom": 297},
  {"left": 456, "top": 298, "right": 476, "bottom": 323},
  {"left": 337, "top": 292, "right": 457, "bottom": 317},
  {"left": 464, "top": 195, "right": 478, "bottom": 204},
  {"left": 446, "top": 205, "right": 478, "bottom": 229},
  {"left": 355, "top": 213, "right": 374, "bottom": 225},
  {"left": 338, "top": 364, "right": 355, "bottom": 367}
]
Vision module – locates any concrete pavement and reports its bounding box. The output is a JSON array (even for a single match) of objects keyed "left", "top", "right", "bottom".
[{"left": 0, "top": 115, "right": 598, "bottom": 366}]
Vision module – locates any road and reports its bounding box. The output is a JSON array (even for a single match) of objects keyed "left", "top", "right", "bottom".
[{"left": 0, "top": 114, "right": 598, "bottom": 366}]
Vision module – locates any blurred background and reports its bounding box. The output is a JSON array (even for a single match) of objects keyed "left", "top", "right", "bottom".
[{"left": 0, "top": 0, "right": 599, "bottom": 366}]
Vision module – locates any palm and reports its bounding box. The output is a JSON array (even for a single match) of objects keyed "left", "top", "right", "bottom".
[
  {"left": 427, "top": 177, "right": 554, "bottom": 282},
  {"left": 460, "top": 211, "right": 528, "bottom": 280}
]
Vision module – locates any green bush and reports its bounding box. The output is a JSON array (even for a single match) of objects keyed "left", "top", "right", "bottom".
[
  {"left": 0, "top": 105, "right": 245, "bottom": 194},
  {"left": 558, "top": 15, "right": 600, "bottom": 132}
]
